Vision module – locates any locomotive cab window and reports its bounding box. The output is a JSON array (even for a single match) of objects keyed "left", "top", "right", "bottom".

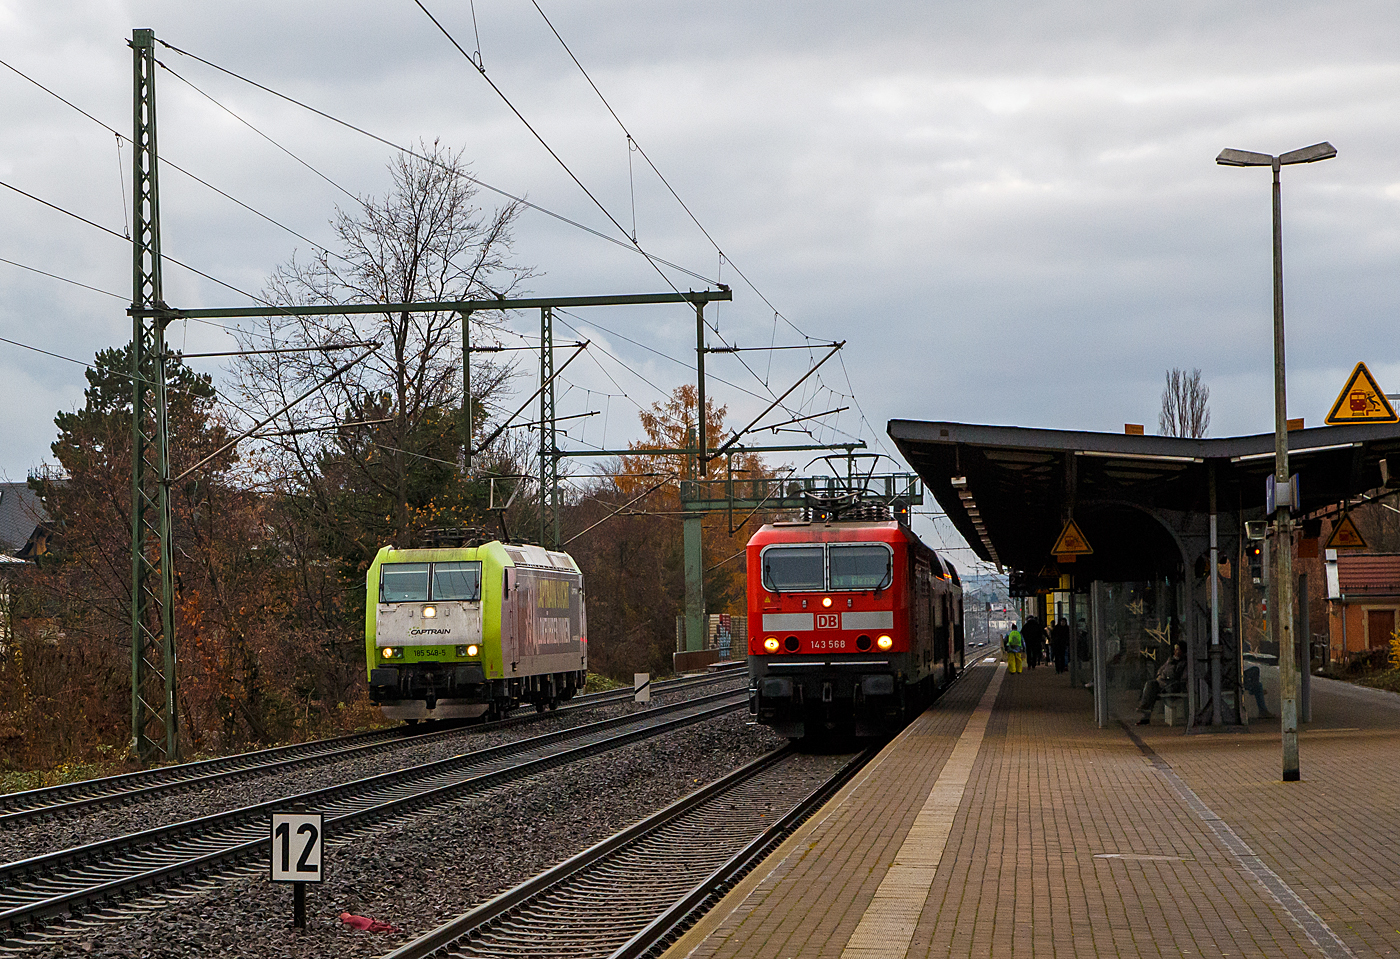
[
  {"left": 762, "top": 546, "right": 824, "bottom": 592},
  {"left": 381, "top": 563, "right": 430, "bottom": 602},
  {"left": 432, "top": 561, "right": 483, "bottom": 601},
  {"left": 829, "top": 545, "right": 892, "bottom": 591},
  {"left": 380, "top": 561, "right": 483, "bottom": 603}
]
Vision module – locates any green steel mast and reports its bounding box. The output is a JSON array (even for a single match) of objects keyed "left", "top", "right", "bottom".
[
  {"left": 540, "top": 307, "right": 559, "bottom": 547},
  {"left": 129, "top": 28, "right": 178, "bottom": 763}
]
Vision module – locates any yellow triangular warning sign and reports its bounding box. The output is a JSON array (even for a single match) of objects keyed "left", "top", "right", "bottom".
[
  {"left": 1051, "top": 519, "right": 1092, "bottom": 556},
  {"left": 1325, "top": 362, "right": 1398, "bottom": 425},
  {"left": 1325, "top": 513, "right": 1368, "bottom": 550}
]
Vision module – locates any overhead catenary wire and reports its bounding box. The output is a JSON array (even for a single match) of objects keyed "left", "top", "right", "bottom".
[
  {"left": 410, "top": 1, "right": 812, "bottom": 428},
  {"left": 0, "top": 256, "right": 126, "bottom": 300},
  {"left": 410, "top": 0, "right": 819, "bottom": 433},
  {"left": 406, "top": 4, "right": 823, "bottom": 425},
  {"left": 0, "top": 57, "right": 882, "bottom": 514},
  {"left": 0, "top": 175, "right": 312, "bottom": 336},
  {"left": 552, "top": 308, "right": 820, "bottom": 414},
  {"left": 156, "top": 38, "right": 719, "bottom": 287},
  {"left": 525, "top": 0, "right": 810, "bottom": 342},
  {"left": 156, "top": 59, "right": 361, "bottom": 209},
  {"left": 0, "top": 334, "right": 90, "bottom": 368},
  {"left": 3, "top": 38, "right": 888, "bottom": 478},
  {"left": 6, "top": 47, "right": 547, "bottom": 355},
  {"left": 0, "top": 54, "right": 346, "bottom": 270},
  {"left": 0, "top": 332, "right": 243, "bottom": 402},
  {"left": 155, "top": 34, "right": 846, "bottom": 447},
  {"left": 410, "top": 0, "right": 694, "bottom": 300}
]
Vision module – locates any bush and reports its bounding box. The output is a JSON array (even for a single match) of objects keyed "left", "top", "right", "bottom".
[{"left": 1346, "top": 648, "right": 1390, "bottom": 674}]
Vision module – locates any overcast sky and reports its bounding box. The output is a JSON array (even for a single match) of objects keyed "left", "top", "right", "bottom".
[{"left": 1, "top": 1, "right": 1398, "bottom": 569}]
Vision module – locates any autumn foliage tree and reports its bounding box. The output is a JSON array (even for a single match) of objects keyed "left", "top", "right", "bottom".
[
  {"left": 568, "top": 385, "right": 776, "bottom": 677},
  {"left": 2, "top": 346, "right": 286, "bottom": 767}
]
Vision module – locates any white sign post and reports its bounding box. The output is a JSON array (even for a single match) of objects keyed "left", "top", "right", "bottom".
[
  {"left": 271, "top": 811, "right": 323, "bottom": 928},
  {"left": 633, "top": 672, "right": 651, "bottom": 704}
]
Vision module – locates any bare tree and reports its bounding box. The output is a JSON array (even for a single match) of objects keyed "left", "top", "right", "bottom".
[
  {"left": 1159, "top": 368, "right": 1211, "bottom": 438},
  {"left": 232, "top": 141, "right": 535, "bottom": 544}
]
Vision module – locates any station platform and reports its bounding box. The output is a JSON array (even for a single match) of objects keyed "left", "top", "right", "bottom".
[{"left": 663, "top": 654, "right": 1400, "bottom": 958}]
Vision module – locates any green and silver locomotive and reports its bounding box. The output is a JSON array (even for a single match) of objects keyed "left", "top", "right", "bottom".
[{"left": 365, "top": 541, "right": 587, "bottom": 722}]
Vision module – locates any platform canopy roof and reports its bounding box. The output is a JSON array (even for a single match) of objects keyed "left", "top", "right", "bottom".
[{"left": 888, "top": 419, "right": 1400, "bottom": 573}]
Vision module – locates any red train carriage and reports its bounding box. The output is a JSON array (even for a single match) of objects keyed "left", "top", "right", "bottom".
[{"left": 746, "top": 515, "right": 963, "bottom": 739}]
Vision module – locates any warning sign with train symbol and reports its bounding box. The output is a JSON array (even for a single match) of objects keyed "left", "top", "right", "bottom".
[
  {"left": 1325, "top": 362, "right": 1398, "bottom": 426},
  {"left": 1051, "top": 519, "right": 1092, "bottom": 560},
  {"left": 1325, "top": 513, "right": 1368, "bottom": 550}
]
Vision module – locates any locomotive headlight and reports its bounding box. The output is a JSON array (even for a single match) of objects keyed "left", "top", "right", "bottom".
[
  {"left": 467, "top": 644, "right": 479, "bottom": 657},
  {"left": 822, "top": 597, "right": 832, "bottom": 607},
  {"left": 763, "top": 637, "right": 780, "bottom": 652},
  {"left": 422, "top": 605, "right": 437, "bottom": 618},
  {"left": 381, "top": 647, "right": 397, "bottom": 659},
  {"left": 876, "top": 635, "right": 894, "bottom": 650}
]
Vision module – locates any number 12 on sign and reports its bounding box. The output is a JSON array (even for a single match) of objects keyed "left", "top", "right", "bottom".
[{"left": 270, "top": 812, "right": 324, "bottom": 883}]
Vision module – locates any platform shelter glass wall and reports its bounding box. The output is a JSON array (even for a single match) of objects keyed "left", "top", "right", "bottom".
[{"left": 1090, "top": 578, "right": 1183, "bottom": 726}]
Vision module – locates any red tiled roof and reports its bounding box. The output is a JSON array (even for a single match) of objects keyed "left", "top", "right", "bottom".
[{"left": 1337, "top": 553, "right": 1400, "bottom": 595}]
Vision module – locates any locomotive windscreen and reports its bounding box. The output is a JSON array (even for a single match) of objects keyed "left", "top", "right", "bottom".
[
  {"left": 829, "top": 545, "right": 892, "bottom": 590},
  {"left": 432, "top": 561, "right": 482, "bottom": 601},
  {"left": 381, "top": 563, "right": 429, "bottom": 602},
  {"left": 762, "top": 546, "right": 824, "bottom": 592},
  {"left": 380, "top": 561, "right": 483, "bottom": 602}
]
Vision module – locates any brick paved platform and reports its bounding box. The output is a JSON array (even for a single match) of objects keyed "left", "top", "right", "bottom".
[{"left": 664, "top": 656, "right": 1400, "bottom": 959}]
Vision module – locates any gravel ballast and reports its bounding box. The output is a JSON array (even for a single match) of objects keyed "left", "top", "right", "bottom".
[
  {"left": 15, "top": 709, "right": 788, "bottom": 958},
  {"left": 0, "top": 683, "right": 741, "bottom": 864}
]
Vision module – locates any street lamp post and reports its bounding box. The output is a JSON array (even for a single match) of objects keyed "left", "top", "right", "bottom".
[{"left": 1216, "top": 141, "right": 1335, "bottom": 782}]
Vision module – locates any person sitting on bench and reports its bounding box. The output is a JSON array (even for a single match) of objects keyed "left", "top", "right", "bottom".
[{"left": 1136, "top": 642, "right": 1187, "bottom": 725}]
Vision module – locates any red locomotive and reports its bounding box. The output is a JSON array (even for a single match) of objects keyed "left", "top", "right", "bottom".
[{"left": 746, "top": 504, "right": 963, "bottom": 739}]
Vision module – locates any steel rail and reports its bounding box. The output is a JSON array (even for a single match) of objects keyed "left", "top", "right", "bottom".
[
  {"left": 610, "top": 748, "right": 873, "bottom": 959},
  {"left": 381, "top": 745, "right": 875, "bottom": 959},
  {"left": 381, "top": 655, "right": 984, "bottom": 959},
  {"left": 0, "top": 672, "right": 740, "bottom": 825},
  {"left": 0, "top": 691, "right": 745, "bottom": 942}
]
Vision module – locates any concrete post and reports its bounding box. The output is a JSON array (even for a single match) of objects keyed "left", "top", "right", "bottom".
[{"left": 683, "top": 514, "right": 705, "bottom": 652}]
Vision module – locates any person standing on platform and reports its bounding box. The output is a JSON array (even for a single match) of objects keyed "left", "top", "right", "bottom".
[
  {"left": 1243, "top": 665, "right": 1273, "bottom": 719},
  {"left": 1004, "top": 624, "right": 1025, "bottom": 673},
  {"left": 1023, "top": 616, "right": 1045, "bottom": 669},
  {"left": 1050, "top": 618, "right": 1071, "bottom": 673}
]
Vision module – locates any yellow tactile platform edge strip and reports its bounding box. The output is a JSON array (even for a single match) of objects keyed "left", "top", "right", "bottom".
[{"left": 840, "top": 661, "right": 1007, "bottom": 959}]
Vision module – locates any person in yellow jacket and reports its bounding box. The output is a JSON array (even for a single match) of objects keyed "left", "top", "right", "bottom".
[{"left": 1004, "top": 624, "right": 1025, "bottom": 673}]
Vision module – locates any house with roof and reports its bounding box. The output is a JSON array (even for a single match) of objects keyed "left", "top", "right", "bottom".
[
  {"left": 0, "top": 483, "right": 50, "bottom": 562},
  {"left": 0, "top": 482, "right": 51, "bottom": 648},
  {"left": 1325, "top": 549, "right": 1400, "bottom": 659}
]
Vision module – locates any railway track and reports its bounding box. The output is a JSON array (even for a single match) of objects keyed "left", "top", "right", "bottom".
[
  {"left": 0, "top": 688, "right": 747, "bottom": 946},
  {"left": 379, "top": 653, "right": 988, "bottom": 959},
  {"left": 0, "top": 671, "right": 741, "bottom": 828},
  {"left": 382, "top": 743, "right": 873, "bottom": 959}
]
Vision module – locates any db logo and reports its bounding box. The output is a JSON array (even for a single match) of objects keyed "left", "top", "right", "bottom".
[{"left": 816, "top": 613, "right": 839, "bottom": 630}]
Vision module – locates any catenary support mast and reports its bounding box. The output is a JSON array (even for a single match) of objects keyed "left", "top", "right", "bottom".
[
  {"left": 540, "top": 307, "right": 559, "bottom": 547},
  {"left": 129, "top": 28, "right": 178, "bottom": 763}
]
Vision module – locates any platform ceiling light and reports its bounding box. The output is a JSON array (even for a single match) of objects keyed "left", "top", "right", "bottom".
[{"left": 951, "top": 476, "right": 999, "bottom": 566}]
